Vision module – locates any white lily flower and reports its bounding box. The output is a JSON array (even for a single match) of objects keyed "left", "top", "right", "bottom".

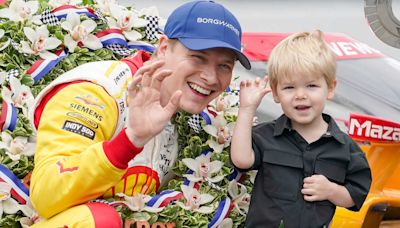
[
  {"left": 115, "top": 193, "right": 163, "bottom": 213},
  {"left": 228, "top": 180, "right": 250, "bottom": 215},
  {"left": 182, "top": 154, "right": 224, "bottom": 183},
  {"left": 218, "top": 218, "right": 233, "bottom": 228},
  {"left": 0, "top": 182, "right": 22, "bottom": 217},
  {"left": 61, "top": 12, "right": 102, "bottom": 52},
  {"left": 107, "top": 4, "right": 146, "bottom": 41},
  {"left": 0, "top": 0, "right": 39, "bottom": 22},
  {"left": 95, "top": 0, "right": 118, "bottom": 16},
  {"left": 49, "top": 0, "right": 82, "bottom": 9},
  {"left": 204, "top": 115, "right": 236, "bottom": 153},
  {"left": 2, "top": 76, "right": 35, "bottom": 116},
  {"left": 176, "top": 185, "right": 214, "bottom": 214},
  {"left": 20, "top": 25, "right": 61, "bottom": 60},
  {"left": 0, "top": 132, "right": 36, "bottom": 161},
  {"left": 211, "top": 93, "right": 239, "bottom": 116},
  {"left": 0, "top": 29, "right": 11, "bottom": 51}
]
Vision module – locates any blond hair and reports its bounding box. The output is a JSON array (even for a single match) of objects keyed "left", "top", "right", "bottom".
[{"left": 268, "top": 30, "right": 336, "bottom": 90}]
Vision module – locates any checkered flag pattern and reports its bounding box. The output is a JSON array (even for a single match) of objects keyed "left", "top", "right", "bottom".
[
  {"left": 227, "top": 89, "right": 240, "bottom": 97},
  {"left": 7, "top": 69, "right": 20, "bottom": 80},
  {"left": 106, "top": 44, "right": 133, "bottom": 56},
  {"left": 188, "top": 114, "right": 203, "bottom": 133},
  {"left": 145, "top": 15, "right": 159, "bottom": 42},
  {"left": 40, "top": 8, "right": 60, "bottom": 25},
  {"left": 94, "top": 8, "right": 107, "bottom": 23},
  {"left": 10, "top": 40, "right": 22, "bottom": 52}
]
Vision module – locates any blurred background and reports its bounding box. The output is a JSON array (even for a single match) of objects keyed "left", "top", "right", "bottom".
[{"left": 122, "top": 0, "right": 400, "bottom": 61}]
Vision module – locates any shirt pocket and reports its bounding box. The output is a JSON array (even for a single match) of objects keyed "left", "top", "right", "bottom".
[
  {"left": 262, "top": 150, "right": 303, "bottom": 201},
  {"left": 314, "top": 159, "right": 347, "bottom": 184}
]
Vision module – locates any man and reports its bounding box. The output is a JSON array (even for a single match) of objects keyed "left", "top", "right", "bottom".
[{"left": 29, "top": 1, "right": 250, "bottom": 227}]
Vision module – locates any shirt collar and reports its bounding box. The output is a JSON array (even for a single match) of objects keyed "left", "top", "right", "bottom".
[{"left": 273, "top": 113, "right": 346, "bottom": 144}]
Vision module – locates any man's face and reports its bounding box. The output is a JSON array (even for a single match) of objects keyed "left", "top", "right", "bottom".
[{"left": 156, "top": 37, "right": 236, "bottom": 114}]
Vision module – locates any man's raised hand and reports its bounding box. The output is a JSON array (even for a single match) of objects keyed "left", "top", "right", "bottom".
[{"left": 125, "top": 60, "right": 182, "bottom": 147}]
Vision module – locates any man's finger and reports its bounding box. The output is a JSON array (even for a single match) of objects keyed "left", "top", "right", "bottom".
[
  {"left": 163, "top": 90, "right": 182, "bottom": 116},
  {"left": 127, "top": 75, "right": 143, "bottom": 95},
  {"left": 151, "top": 69, "right": 173, "bottom": 90}
]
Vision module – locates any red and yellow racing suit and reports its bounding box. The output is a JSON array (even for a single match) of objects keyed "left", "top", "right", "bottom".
[{"left": 29, "top": 51, "right": 179, "bottom": 227}]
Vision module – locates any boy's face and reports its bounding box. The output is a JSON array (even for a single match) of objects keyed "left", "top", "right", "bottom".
[
  {"left": 271, "top": 73, "right": 336, "bottom": 129},
  {"left": 156, "top": 37, "right": 236, "bottom": 114}
]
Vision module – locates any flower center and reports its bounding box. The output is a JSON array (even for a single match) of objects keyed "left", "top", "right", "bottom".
[
  {"left": 33, "top": 36, "right": 46, "bottom": 53},
  {"left": 199, "top": 162, "right": 210, "bottom": 178},
  {"left": 217, "top": 126, "right": 231, "bottom": 144},
  {"left": 19, "top": 6, "right": 32, "bottom": 19},
  {"left": 72, "top": 25, "right": 88, "bottom": 41}
]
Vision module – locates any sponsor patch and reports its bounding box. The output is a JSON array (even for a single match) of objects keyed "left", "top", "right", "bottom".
[
  {"left": 62, "top": 120, "right": 95, "bottom": 140},
  {"left": 66, "top": 112, "right": 99, "bottom": 129},
  {"left": 75, "top": 94, "right": 105, "bottom": 110}
]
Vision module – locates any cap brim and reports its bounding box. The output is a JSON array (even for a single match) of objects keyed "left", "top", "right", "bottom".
[{"left": 178, "top": 38, "right": 251, "bottom": 70}]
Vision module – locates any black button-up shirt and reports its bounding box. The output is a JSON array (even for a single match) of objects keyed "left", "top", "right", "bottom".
[{"left": 236, "top": 114, "right": 371, "bottom": 228}]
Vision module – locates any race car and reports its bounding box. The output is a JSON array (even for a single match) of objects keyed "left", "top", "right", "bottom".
[{"left": 237, "top": 32, "right": 400, "bottom": 227}]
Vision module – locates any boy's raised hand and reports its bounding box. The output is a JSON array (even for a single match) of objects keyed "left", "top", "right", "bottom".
[
  {"left": 239, "top": 76, "right": 270, "bottom": 113},
  {"left": 125, "top": 60, "right": 182, "bottom": 147}
]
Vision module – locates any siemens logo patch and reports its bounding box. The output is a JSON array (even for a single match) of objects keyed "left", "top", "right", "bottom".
[
  {"left": 62, "top": 120, "right": 95, "bottom": 140},
  {"left": 197, "top": 17, "right": 239, "bottom": 36}
]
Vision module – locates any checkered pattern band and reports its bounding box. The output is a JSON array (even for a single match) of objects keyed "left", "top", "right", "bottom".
[
  {"left": 40, "top": 8, "right": 60, "bottom": 25},
  {"left": 7, "top": 69, "right": 20, "bottom": 79},
  {"left": 145, "top": 15, "right": 159, "bottom": 42},
  {"left": 188, "top": 114, "right": 203, "bottom": 133},
  {"left": 106, "top": 44, "right": 133, "bottom": 56},
  {"left": 94, "top": 8, "right": 107, "bottom": 23},
  {"left": 10, "top": 40, "right": 22, "bottom": 53}
]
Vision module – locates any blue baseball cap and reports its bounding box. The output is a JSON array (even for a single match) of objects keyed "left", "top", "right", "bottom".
[{"left": 164, "top": 0, "right": 251, "bottom": 70}]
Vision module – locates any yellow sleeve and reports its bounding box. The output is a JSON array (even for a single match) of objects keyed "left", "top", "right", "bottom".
[{"left": 30, "top": 82, "right": 126, "bottom": 218}]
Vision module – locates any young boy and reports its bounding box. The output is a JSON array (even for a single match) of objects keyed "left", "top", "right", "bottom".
[{"left": 230, "top": 30, "right": 371, "bottom": 227}]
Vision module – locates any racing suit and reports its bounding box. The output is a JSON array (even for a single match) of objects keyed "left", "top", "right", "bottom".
[{"left": 29, "top": 51, "right": 179, "bottom": 227}]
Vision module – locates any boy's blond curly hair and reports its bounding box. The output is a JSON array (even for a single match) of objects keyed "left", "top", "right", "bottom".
[{"left": 268, "top": 30, "right": 336, "bottom": 90}]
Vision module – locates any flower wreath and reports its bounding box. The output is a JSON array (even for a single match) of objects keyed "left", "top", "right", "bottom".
[{"left": 0, "top": 0, "right": 255, "bottom": 227}]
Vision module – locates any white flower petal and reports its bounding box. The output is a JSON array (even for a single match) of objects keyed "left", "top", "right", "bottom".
[
  {"left": 61, "top": 21, "right": 73, "bottom": 32},
  {"left": 20, "top": 41, "right": 35, "bottom": 54},
  {"left": 23, "top": 27, "right": 37, "bottom": 43},
  {"left": 44, "top": 37, "right": 61, "bottom": 50},
  {"left": 0, "top": 29, "right": 4, "bottom": 38},
  {"left": 209, "top": 160, "right": 224, "bottom": 174},
  {"left": 207, "top": 175, "right": 224, "bottom": 183},
  {"left": 195, "top": 205, "right": 214, "bottom": 214},
  {"left": 132, "top": 18, "right": 148, "bottom": 28},
  {"left": 3, "top": 198, "right": 21, "bottom": 214},
  {"left": 143, "top": 206, "right": 163, "bottom": 213},
  {"left": 109, "top": 4, "right": 124, "bottom": 19},
  {"left": 0, "top": 39, "right": 11, "bottom": 51},
  {"left": 183, "top": 174, "right": 202, "bottom": 183},
  {"left": 25, "top": 1, "right": 39, "bottom": 15},
  {"left": 199, "top": 193, "right": 214, "bottom": 205},
  {"left": 182, "top": 158, "right": 198, "bottom": 172},
  {"left": 0, "top": 9, "right": 12, "bottom": 20},
  {"left": 39, "top": 51, "right": 58, "bottom": 60},
  {"left": 203, "top": 125, "right": 217, "bottom": 137},
  {"left": 124, "top": 30, "right": 142, "bottom": 41},
  {"left": 36, "top": 25, "right": 49, "bottom": 38},
  {"left": 82, "top": 35, "right": 103, "bottom": 50},
  {"left": 209, "top": 140, "right": 224, "bottom": 153},
  {"left": 81, "top": 19, "right": 97, "bottom": 33},
  {"left": 66, "top": 12, "right": 80, "bottom": 28},
  {"left": 64, "top": 35, "right": 77, "bottom": 52}
]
